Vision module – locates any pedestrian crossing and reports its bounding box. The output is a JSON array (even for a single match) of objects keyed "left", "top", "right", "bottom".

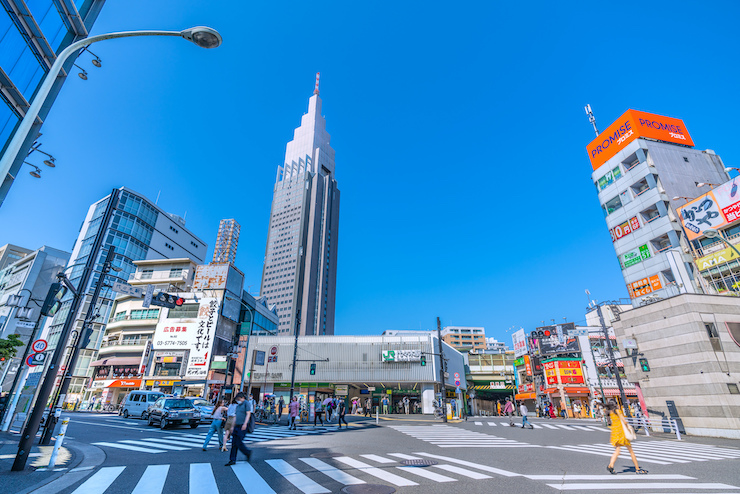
[
  {"left": 548, "top": 439, "right": 740, "bottom": 465},
  {"left": 472, "top": 420, "right": 610, "bottom": 432},
  {"left": 389, "top": 424, "right": 533, "bottom": 448},
  {"left": 67, "top": 451, "right": 740, "bottom": 493},
  {"left": 92, "top": 426, "right": 335, "bottom": 454}
]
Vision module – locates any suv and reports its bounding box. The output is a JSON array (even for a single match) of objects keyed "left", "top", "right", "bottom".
[{"left": 146, "top": 397, "right": 200, "bottom": 429}]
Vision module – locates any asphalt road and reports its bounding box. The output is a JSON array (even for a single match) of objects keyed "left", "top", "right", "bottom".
[{"left": 29, "top": 412, "right": 740, "bottom": 494}]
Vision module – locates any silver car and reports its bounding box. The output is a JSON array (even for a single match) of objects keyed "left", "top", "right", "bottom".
[{"left": 188, "top": 398, "right": 214, "bottom": 423}]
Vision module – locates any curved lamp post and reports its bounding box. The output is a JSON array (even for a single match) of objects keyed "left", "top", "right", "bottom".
[{"left": 0, "top": 26, "right": 222, "bottom": 188}]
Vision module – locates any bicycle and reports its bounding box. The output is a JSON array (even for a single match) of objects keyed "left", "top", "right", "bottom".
[{"left": 432, "top": 400, "right": 445, "bottom": 419}]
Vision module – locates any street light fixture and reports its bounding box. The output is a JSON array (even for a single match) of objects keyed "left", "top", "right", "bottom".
[
  {"left": 696, "top": 181, "right": 719, "bottom": 188},
  {"left": 0, "top": 26, "right": 222, "bottom": 194},
  {"left": 725, "top": 167, "right": 740, "bottom": 174},
  {"left": 27, "top": 164, "right": 41, "bottom": 178},
  {"left": 672, "top": 196, "right": 695, "bottom": 203}
]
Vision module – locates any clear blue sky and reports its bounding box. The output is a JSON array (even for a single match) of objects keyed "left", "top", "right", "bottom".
[{"left": 2, "top": 1, "right": 739, "bottom": 344}]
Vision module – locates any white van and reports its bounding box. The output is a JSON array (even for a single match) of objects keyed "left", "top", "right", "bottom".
[{"left": 120, "top": 391, "right": 164, "bottom": 419}]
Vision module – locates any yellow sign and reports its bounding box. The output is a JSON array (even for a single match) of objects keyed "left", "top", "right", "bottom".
[
  {"left": 145, "top": 380, "right": 180, "bottom": 386},
  {"left": 697, "top": 246, "right": 740, "bottom": 271}
]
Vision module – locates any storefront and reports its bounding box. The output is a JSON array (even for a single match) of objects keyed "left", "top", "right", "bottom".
[
  {"left": 469, "top": 381, "right": 515, "bottom": 415},
  {"left": 85, "top": 379, "right": 142, "bottom": 410}
]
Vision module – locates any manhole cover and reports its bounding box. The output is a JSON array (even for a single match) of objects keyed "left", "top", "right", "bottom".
[
  {"left": 310, "top": 452, "right": 344, "bottom": 458},
  {"left": 341, "top": 485, "right": 396, "bottom": 494},
  {"left": 401, "top": 459, "right": 438, "bottom": 467}
]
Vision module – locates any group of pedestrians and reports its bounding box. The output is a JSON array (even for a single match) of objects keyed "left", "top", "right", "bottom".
[
  {"left": 200, "top": 393, "right": 254, "bottom": 466},
  {"left": 313, "top": 396, "right": 348, "bottom": 428}
]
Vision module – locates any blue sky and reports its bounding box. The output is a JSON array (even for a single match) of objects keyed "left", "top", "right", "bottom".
[{"left": 2, "top": 1, "right": 739, "bottom": 344}]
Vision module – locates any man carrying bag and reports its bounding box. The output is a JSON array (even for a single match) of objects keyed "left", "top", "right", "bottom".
[{"left": 225, "top": 392, "right": 253, "bottom": 466}]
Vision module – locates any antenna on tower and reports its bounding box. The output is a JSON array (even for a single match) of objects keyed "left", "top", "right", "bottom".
[
  {"left": 314, "top": 72, "right": 320, "bottom": 95},
  {"left": 585, "top": 104, "right": 599, "bottom": 136}
]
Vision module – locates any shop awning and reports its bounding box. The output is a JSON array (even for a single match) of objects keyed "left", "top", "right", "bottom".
[
  {"left": 545, "top": 387, "right": 590, "bottom": 395},
  {"left": 515, "top": 392, "right": 536, "bottom": 400},
  {"left": 91, "top": 357, "right": 141, "bottom": 367}
]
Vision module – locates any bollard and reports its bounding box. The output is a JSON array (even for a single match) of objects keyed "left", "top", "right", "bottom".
[
  {"left": 48, "top": 417, "right": 69, "bottom": 469},
  {"left": 376, "top": 406, "right": 379, "bottom": 425}
]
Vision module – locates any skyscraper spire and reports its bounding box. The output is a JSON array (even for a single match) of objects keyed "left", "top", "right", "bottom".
[{"left": 314, "top": 72, "right": 320, "bottom": 95}]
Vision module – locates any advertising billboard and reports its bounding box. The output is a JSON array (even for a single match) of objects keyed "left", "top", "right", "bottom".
[
  {"left": 677, "top": 178, "right": 740, "bottom": 241},
  {"left": 610, "top": 216, "right": 641, "bottom": 242},
  {"left": 587, "top": 110, "right": 694, "bottom": 170},
  {"left": 627, "top": 274, "right": 663, "bottom": 298},
  {"left": 620, "top": 244, "right": 651, "bottom": 269},
  {"left": 512, "top": 329, "right": 528, "bottom": 357},
  {"left": 696, "top": 245, "right": 740, "bottom": 271},
  {"left": 537, "top": 323, "right": 580, "bottom": 355},
  {"left": 544, "top": 360, "right": 585, "bottom": 385}
]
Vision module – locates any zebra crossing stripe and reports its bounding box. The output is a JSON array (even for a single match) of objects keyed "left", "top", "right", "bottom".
[
  {"left": 189, "top": 463, "right": 218, "bottom": 494},
  {"left": 526, "top": 474, "right": 694, "bottom": 480},
  {"left": 360, "top": 454, "right": 395, "bottom": 463},
  {"left": 299, "top": 458, "right": 365, "bottom": 485},
  {"left": 387, "top": 453, "right": 421, "bottom": 460},
  {"left": 231, "top": 462, "right": 276, "bottom": 493},
  {"left": 588, "top": 444, "right": 692, "bottom": 464},
  {"left": 396, "top": 466, "right": 456, "bottom": 483},
  {"left": 641, "top": 442, "right": 740, "bottom": 459},
  {"left": 487, "top": 422, "right": 497, "bottom": 426},
  {"left": 555, "top": 425, "right": 577, "bottom": 430},
  {"left": 588, "top": 426, "right": 610, "bottom": 432},
  {"left": 71, "top": 466, "right": 126, "bottom": 494},
  {"left": 414, "top": 452, "right": 519, "bottom": 477},
  {"left": 120, "top": 440, "right": 190, "bottom": 451},
  {"left": 545, "top": 445, "right": 672, "bottom": 465},
  {"left": 433, "top": 464, "right": 492, "bottom": 480},
  {"left": 547, "top": 482, "right": 739, "bottom": 491},
  {"left": 265, "top": 459, "right": 331, "bottom": 493},
  {"left": 91, "top": 442, "right": 166, "bottom": 454},
  {"left": 474, "top": 421, "right": 482, "bottom": 425},
  {"left": 541, "top": 424, "right": 559, "bottom": 429},
  {"left": 571, "top": 426, "right": 594, "bottom": 431},
  {"left": 333, "top": 456, "right": 418, "bottom": 486},
  {"left": 132, "top": 465, "right": 169, "bottom": 494}
]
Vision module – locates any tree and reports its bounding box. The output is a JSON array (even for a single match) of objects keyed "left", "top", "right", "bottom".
[{"left": 0, "top": 334, "right": 24, "bottom": 363}]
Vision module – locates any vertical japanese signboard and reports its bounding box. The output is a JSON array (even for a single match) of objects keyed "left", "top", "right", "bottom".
[
  {"left": 185, "top": 299, "right": 220, "bottom": 378},
  {"left": 512, "top": 329, "right": 528, "bottom": 358}
]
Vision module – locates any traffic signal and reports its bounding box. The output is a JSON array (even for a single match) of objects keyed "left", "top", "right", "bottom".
[
  {"left": 310, "top": 363, "right": 316, "bottom": 375},
  {"left": 40, "top": 282, "right": 67, "bottom": 317},
  {"left": 150, "top": 292, "right": 185, "bottom": 309},
  {"left": 420, "top": 355, "right": 426, "bottom": 366},
  {"left": 639, "top": 357, "right": 650, "bottom": 372}
]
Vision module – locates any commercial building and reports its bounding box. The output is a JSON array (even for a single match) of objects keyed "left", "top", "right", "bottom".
[
  {"left": 483, "top": 337, "right": 508, "bottom": 354},
  {"left": 588, "top": 110, "right": 729, "bottom": 307},
  {"left": 0, "top": 245, "right": 69, "bottom": 392},
  {"left": 613, "top": 293, "right": 740, "bottom": 439},
  {"left": 40, "top": 187, "right": 207, "bottom": 406},
  {"left": 212, "top": 219, "right": 240, "bottom": 264},
  {"left": 260, "top": 76, "right": 340, "bottom": 336},
  {"left": 441, "top": 326, "right": 486, "bottom": 352},
  {"left": 0, "top": 244, "right": 32, "bottom": 270},
  {"left": 0, "top": 0, "right": 106, "bottom": 207},
  {"left": 236, "top": 334, "right": 465, "bottom": 415},
  {"left": 465, "top": 351, "right": 516, "bottom": 415}
]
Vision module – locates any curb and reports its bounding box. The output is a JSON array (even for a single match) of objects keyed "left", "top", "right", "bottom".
[{"left": 19, "top": 442, "right": 106, "bottom": 494}]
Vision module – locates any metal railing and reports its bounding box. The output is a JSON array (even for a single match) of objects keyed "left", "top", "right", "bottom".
[{"left": 625, "top": 416, "right": 682, "bottom": 440}]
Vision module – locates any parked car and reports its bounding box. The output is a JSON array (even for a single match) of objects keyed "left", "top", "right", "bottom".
[
  {"left": 188, "top": 398, "right": 214, "bottom": 423},
  {"left": 146, "top": 397, "right": 200, "bottom": 429},
  {"left": 119, "top": 391, "right": 164, "bottom": 419}
]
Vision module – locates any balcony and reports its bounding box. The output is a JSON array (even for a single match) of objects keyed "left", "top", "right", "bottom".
[
  {"left": 128, "top": 270, "right": 189, "bottom": 284},
  {"left": 597, "top": 378, "right": 634, "bottom": 389}
]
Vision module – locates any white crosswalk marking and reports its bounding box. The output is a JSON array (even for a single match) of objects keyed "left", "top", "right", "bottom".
[
  {"left": 547, "top": 481, "right": 739, "bottom": 490},
  {"left": 71, "top": 466, "right": 126, "bottom": 494},
  {"left": 474, "top": 421, "right": 482, "bottom": 425},
  {"left": 487, "top": 422, "right": 497, "bottom": 426},
  {"left": 433, "top": 463, "right": 492, "bottom": 480},
  {"left": 91, "top": 442, "right": 166, "bottom": 453},
  {"left": 333, "top": 456, "right": 418, "bottom": 486},
  {"left": 190, "top": 463, "right": 218, "bottom": 494},
  {"left": 299, "top": 457, "right": 365, "bottom": 485},
  {"left": 526, "top": 474, "right": 694, "bottom": 480},
  {"left": 588, "top": 426, "right": 610, "bottom": 432},
  {"left": 387, "top": 453, "right": 421, "bottom": 460},
  {"left": 231, "top": 462, "right": 276, "bottom": 493},
  {"left": 396, "top": 466, "right": 456, "bottom": 482},
  {"left": 131, "top": 465, "right": 169, "bottom": 494},
  {"left": 390, "top": 425, "right": 532, "bottom": 448},
  {"left": 549, "top": 440, "right": 740, "bottom": 465},
  {"left": 360, "top": 454, "right": 395, "bottom": 463},
  {"left": 555, "top": 424, "right": 577, "bottom": 430},
  {"left": 415, "top": 452, "right": 519, "bottom": 477},
  {"left": 571, "top": 425, "right": 593, "bottom": 431},
  {"left": 266, "top": 459, "right": 331, "bottom": 493},
  {"left": 120, "top": 440, "right": 190, "bottom": 451},
  {"left": 541, "top": 423, "right": 559, "bottom": 429}
]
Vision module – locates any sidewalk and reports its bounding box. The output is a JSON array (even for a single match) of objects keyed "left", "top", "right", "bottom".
[{"left": 0, "top": 431, "right": 76, "bottom": 492}]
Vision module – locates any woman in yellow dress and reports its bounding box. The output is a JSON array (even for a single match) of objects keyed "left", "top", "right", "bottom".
[{"left": 606, "top": 400, "right": 647, "bottom": 474}]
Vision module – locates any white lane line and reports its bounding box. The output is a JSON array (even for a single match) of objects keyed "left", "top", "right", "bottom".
[
  {"left": 132, "top": 464, "right": 169, "bottom": 494},
  {"left": 231, "top": 462, "right": 276, "bottom": 493},
  {"left": 146, "top": 437, "right": 210, "bottom": 448},
  {"left": 545, "top": 446, "right": 672, "bottom": 465},
  {"left": 546, "top": 482, "right": 739, "bottom": 491},
  {"left": 433, "top": 464, "right": 491, "bottom": 479},
  {"left": 526, "top": 474, "right": 694, "bottom": 480},
  {"left": 388, "top": 453, "right": 422, "bottom": 460},
  {"left": 299, "top": 458, "right": 364, "bottom": 485},
  {"left": 360, "top": 454, "right": 395, "bottom": 464},
  {"left": 266, "top": 459, "right": 330, "bottom": 493},
  {"left": 333, "top": 457, "right": 418, "bottom": 486},
  {"left": 541, "top": 424, "right": 559, "bottom": 429},
  {"left": 71, "top": 466, "right": 126, "bottom": 494},
  {"left": 91, "top": 442, "right": 165, "bottom": 453},
  {"left": 120, "top": 440, "right": 189, "bottom": 451},
  {"left": 189, "top": 463, "right": 218, "bottom": 494},
  {"left": 396, "top": 466, "right": 456, "bottom": 482},
  {"left": 414, "top": 452, "right": 519, "bottom": 477}
]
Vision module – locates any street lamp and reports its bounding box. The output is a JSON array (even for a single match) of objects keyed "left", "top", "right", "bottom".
[
  {"left": 672, "top": 196, "right": 695, "bottom": 203},
  {"left": 695, "top": 181, "right": 720, "bottom": 188},
  {"left": 703, "top": 229, "right": 740, "bottom": 258},
  {"left": 0, "top": 26, "right": 222, "bottom": 190}
]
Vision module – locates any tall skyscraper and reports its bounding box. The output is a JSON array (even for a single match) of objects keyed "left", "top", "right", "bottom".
[
  {"left": 260, "top": 74, "right": 340, "bottom": 335},
  {"left": 213, "top": 219, "right": 240, "bottom": 264}
]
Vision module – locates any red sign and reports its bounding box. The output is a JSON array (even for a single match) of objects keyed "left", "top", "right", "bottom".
[
  {"left": 524, "top": 355, "right": 532, "bottom": 376},
  {"left": 107, "top": 379, "right": 142, "bottom": 388},
  {"left": 517, "top": 383, "right": 534, "bottom": 394},
  {"left": 610, "top": 217, "right": 641, "bottom": 242},
  {"left": 270, "top": 346, "right": 278, "bottom": 356}
]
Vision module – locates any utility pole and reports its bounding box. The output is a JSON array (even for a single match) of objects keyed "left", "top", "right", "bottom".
[
  {"left": 288, "top": 309, "right": 301, "bottom": 405},
  {"left": 596, "top": 303, "right": 629, "bottom": 415},
  {"left": 436, "top": 317, "right": 447, "bottom": 423}
]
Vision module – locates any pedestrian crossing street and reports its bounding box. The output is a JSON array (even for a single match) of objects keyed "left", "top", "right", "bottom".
[
  {"left": 67, "top": 451, "right": 740, "bottom": 493},
  {"left": 473, "top": 420, "right": 610, "bottom": 432},
  {"left": 92, "top": 426, "right": 335, "bottom": 454},
  {"left": 390, "top": 424, "right": 533, "bottom": 448},
  {"left": 548, "top": 440, "right": 740, "bottom": 465}
]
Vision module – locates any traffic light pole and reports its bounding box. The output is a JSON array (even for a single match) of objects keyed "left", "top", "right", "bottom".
[
  {"left": 436, "top": 317, "right": 447, "bottom": 423},
  {"left": 41, "top": 246, "right": 116, "bottom": 445},
  {"left": 288, "top": 309, "right": 300, "bottom": 405},
  {"left": 595, "top": 302, "right": 629, "bottom": 416}
]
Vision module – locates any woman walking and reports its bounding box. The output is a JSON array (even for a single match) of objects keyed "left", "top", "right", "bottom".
[
  {"left": 288, "top": 396, "right": 299, "bottom": 430},
  {"left": 314, "top": 400, "right": 324, "bottom": 427},
  {"left": 606, "top": 400, "right": 647, "bottom": 475},
  {"left": 221, "top": 398, "right": 238, "bottom": 452},
  {"left": 202, "top": 400, "right": 227, "bottom": 450}
]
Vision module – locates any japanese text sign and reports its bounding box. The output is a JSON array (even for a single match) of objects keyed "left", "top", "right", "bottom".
[{"left": 678, "top": 178, "right": 740, "bottom": 241}]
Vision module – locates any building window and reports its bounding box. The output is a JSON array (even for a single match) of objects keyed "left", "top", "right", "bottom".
[
  {"left": 168, "top": 303, "right": 199, "bottom": 319},
  {"left": 602, "top": 195, "right": 623, "bottom": 216},
  {"left": 683, "top": 157, "right": 689, "bottom": 163},
  {"left": 169, "top": 268, "right": 183, "bottom": 278},
  {"left": 111, "top": 311, "right": 126, "bottom": 322},
  {"left": 130, "top": 309, "right": 160, "bottom": 320},
  {"left": 141, "top": 269, "right": 153, "bottom": 279},
  {"left": 729, "top": 383, "right": 739, "bottom": 394}
]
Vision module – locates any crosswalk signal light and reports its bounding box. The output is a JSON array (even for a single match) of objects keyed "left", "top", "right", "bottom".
[
  {"left": 41, "top": 282, "right": 67, "bottom": 317},
  {"left": 420, "top": 355, "right": 426, "bottom": 366},
  {"left": 639, "top": 357, "right": 650, "bottom": 372},
  {"left": 310, "top": 363, "right": 316, "bottom": 375}
]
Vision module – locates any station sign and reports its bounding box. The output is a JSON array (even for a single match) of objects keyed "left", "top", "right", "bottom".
[{"left": 381, "top": 350, "right": 421, "bottom": 362}]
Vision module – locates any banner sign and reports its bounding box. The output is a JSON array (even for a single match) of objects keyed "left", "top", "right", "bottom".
[
  {"left": 489, "top": 381, "right": 507, "bottom": 389},
  {"left": 621, "top": 244, "right": 651, "bottom": 269},
  {"left": 537, "top": 323, "right": 580, "bottom": 355},
  {"left": 696, "top": 245, "right": 740, "bottom": 271},
  {"left": 610, "top": 217, "right": 641, "bottom": 242},
  {"left": 627, "top": 274, "right": 663, "bottom": 298},
  {"left": 512, "top": 329, "right": 528, "bottom": 357},
  {"left": 381, "top": 350, "right": 421, "bottom": 362},
  {"left": 517, "top": 383, "right": 534, "bottom": 394},
  {"left": 678, "top": 178, "right": 740, "bottom": 241},
  {"left": 544, "top": 360, "right": 585, "bottom": 385}
]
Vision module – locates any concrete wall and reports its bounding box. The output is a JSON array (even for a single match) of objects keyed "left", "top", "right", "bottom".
[{"left": 613, "top": 293, "right": 740, "bottom": 438}]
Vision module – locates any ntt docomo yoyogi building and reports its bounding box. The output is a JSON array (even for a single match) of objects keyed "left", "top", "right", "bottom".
[{"left": 587, "top": 110, "right": 729, "bottom": 307}]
